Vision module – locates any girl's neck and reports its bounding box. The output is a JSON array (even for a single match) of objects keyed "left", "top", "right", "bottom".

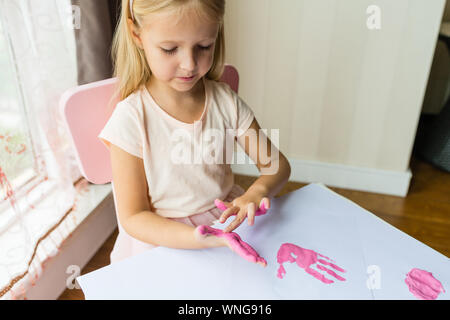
[
  {"left": 146, "top": 76, "right": 204, "bottom": 106},
  {"left": 145, "top": 76, "right": 206, "bottom": 124}
]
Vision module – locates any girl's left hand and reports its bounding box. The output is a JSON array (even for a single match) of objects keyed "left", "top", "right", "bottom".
[
  {"left": 215, "top": 190, "right": 270, "bottom": 233},
  {"left": 195, "top": 225, "right": 267, "bottom": 267}
]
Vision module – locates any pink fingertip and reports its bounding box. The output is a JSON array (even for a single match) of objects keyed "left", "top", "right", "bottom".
[
  {"left": 215, "top": 199, "right": 228, "bottom": 211},
  {"left": 260, "top": 202, "right": 266, "bottom": 211},
  {"left": 254, "top": 201, "right": 268, "bottom": 216}
]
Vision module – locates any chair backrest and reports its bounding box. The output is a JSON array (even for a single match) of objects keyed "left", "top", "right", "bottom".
[{"left": 60, "top": 64, "right": 239, "bottom": 184}]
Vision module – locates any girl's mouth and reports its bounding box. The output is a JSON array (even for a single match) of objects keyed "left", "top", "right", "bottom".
[{"left": 178, "top": 75, "right": 195, "bottom": 82}]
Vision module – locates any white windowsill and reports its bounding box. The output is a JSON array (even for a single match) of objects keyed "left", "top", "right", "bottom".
[{"left": 6, "top": 182, "right": 117, "bottom": 300}]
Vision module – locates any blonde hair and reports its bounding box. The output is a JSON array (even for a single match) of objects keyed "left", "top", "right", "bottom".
[{"left": 110, "top": 0, "right": 226, "bottom": 104}]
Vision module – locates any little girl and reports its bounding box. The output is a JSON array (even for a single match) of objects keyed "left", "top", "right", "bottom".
[{"left": 98, "top": 0, "right": 291, "bottom": 265}]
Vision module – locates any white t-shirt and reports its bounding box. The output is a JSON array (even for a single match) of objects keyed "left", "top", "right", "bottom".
[{"left": 98, "top": 77, "right": 254, "bottom": 218}]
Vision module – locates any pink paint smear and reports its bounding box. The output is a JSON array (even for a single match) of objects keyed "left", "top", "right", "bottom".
[
  {"left": 276, "top": 243, "right": 346, "bottom": 284},
  {"left": 196, "top": 225, "right": 267, "bottom": 267},
  {"left": 405, "top": 268, "right": 445, "bottom": 300},
  {"left": 194, "top": 198, "right": 268, "bottom": 266}
]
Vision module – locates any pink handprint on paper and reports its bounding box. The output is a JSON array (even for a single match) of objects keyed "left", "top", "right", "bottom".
[
  {"left": 276, "top": 243, "right": 346, "bottom": 284},
  {"left": 405, "top": 268, "right": 445, "bottom": 300}
]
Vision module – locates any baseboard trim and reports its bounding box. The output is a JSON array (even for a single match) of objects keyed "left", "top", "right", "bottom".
[{"left": 231, "top": 152, "right": 412, "bottom": 197}]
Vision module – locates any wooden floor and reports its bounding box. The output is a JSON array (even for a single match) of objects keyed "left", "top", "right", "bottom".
[{"left": 58, "top": 156, "right": 450, "bottom": 300}]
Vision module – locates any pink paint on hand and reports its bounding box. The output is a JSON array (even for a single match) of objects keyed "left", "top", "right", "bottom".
[
  {"left": 196, "top": 225, "right": 267, "bottom": 267},
  {"left": 214, "top": 199, "right": 268, "bottom": 216},
  {"left": 276, "top": 243, "right": 346, "bottom": 284},
  {"left": 405, "top": 268, "right": 445, "bottom": 300}
]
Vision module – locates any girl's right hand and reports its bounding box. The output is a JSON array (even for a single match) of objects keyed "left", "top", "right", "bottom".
[{"left": 194, "top": 225, "right": 267, "bottom": 267}]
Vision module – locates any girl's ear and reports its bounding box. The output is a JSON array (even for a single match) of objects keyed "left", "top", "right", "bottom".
[{"left": 127, "top": 18, "right": 144, "bottom": 49}]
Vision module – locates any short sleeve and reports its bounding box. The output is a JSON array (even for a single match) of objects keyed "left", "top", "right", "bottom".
[
  {"left": 97, "top": 102, "right": 143, "bottom": 158},
  {"left": 233, "top": 92, "right": 255, "bottom": 137}
]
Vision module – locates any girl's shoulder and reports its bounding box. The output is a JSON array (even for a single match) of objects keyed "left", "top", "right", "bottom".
[
  {"left": 122, "top": 86, "right": 145, "bottom": 106},
  {"left": 115, "top": 85, "right": 147, "bottom": 112},
  {"left": 206, "top": 78, "right": 233, "bottom": 94},
  {"left": 108, "top": 86, "right": 147, "bottom": 123},
  {"left": 205, "top": 78, "right": 239, "bottom": 105}
]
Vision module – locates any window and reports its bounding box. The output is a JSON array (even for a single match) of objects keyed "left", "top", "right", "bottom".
[
  {"left": 0, "top": 17, "right": 40, "bottom": 230},
  {"left": 0, "top": 0, "right": 86, "bottom": 300},
  {"left": 0, "top": 0, "right": 79, "bottom": 231}
]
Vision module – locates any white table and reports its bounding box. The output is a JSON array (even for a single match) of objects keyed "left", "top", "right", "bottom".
[{"left": 77, "top": 183, "right": 449, "bottom": 300}]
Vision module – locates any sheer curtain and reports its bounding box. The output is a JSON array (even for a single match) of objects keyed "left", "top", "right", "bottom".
[{"left": 0, "top": 0, "right": 80, "bottom": 299}]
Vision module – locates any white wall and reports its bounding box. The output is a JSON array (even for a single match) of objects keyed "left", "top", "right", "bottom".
[{"left": 225, "top": 0, "right": 445, "bottom": 196}]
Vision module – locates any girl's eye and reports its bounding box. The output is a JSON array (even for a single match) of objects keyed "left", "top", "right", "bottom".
[
  {"left": 161, "top": 44, "right": 213, "bottom": 56},
  {"left": 161, "top": 48, "right": 177, "bottom": 55},
  {"left": 199, "top": 44, "right": 213, "bottom": 51}
]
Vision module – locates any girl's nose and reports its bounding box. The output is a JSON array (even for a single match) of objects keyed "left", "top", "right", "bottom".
[{"left": 180, "top": 49, "right": 197, "bottom": 72}]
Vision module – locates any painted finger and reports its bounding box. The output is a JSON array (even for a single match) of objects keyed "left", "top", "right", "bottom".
[
  {"left": 255, "top": 198, "right": 270, "bottom": 216},
  {"left": 257, "top": 259, "right": 268, "bottom": 267},
  {"left": 223, "top": 211, "right": 246, "bottom": 233},
  {"left": 234, "top": 247, "right": 258, "bottom": 263},
  {"left": 225, "top": 238, "right": 259, "bottom": 263},
  {"left": 237, "top": 239, "right": 267, "bottom": 267},
  {"left": 214, "top": 199, "right": 233, "bottom": 211},
  {"left": 264, "top": 197, "right": 270, "bottom": 209},
  {"left": 238, "top": 238, "right": 258, "bottom": 255},
  {"left": 219, "top": 206, "right": 239, "bottom": 223},
  {"left": 247, "top": 202, "right": 256, "bottom": 226}
]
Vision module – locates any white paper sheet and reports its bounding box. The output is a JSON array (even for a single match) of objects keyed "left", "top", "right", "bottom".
[{"left": 77, "top": 183, "right": 449, "bottom": 300}]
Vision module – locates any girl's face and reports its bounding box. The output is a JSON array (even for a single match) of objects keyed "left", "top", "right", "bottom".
[{"left": 130, "top": 8, "right": 220, "bottom": 93}]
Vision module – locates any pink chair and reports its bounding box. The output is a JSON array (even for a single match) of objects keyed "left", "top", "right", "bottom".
[{"left": 59, "top": 64, "right": 239, "bottom": 185}]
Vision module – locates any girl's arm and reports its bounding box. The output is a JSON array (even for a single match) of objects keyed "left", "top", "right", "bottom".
[
  {"left": 218, "top": 118, "right": 291, "bottom": 232},
  {"left": 123, "top": 210, "right": 226, "bottom": 249},
  {"left": 109, "top": 143, "right": 226, "bottom": 249},
  {"left": 237, "top": 118, "right": 291, "bottom": 199},
  {"left": 245, "top": 153, "right": 291, "bottom": 200}
]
